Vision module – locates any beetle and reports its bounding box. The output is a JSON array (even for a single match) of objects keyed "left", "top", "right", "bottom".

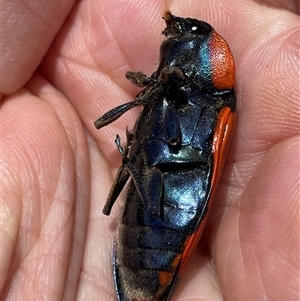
[{"left": 94, "top": 11, "right": 236, "bottom": 301}]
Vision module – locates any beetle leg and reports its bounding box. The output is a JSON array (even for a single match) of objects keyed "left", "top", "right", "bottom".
[
  {"left": 159, "top": 65, "right": 185, "bottom": 85},
  {"left": 115, "top": 135, "right": 163, "bottom": 218},
  {"left": 102, "top": 166, "right": 130, "bottom": 215},
  {"left": 125, "top": 71, "right": 155, "bottom": 87},
  {"left": 122, "top": 162, "right": 163, "bottom": 218},
  {"left": 146, "top": 167, "right": 163, "bottom": 218},
  {"left": 102, "top": 134, "right": 132, "bottom": 215},
  {"left": 115, "top": 134, "right": 128, "bottom": 155},
  {"left": 121, "top": 160, "right": 163, "bottom": 218},
  {"left": 94, "top": 101, "right": 138, "bottom": 129},
  {"left": 114, "top": 135, "right": 149, "bottom": 212},
  {"left": 163, "top": 104, "right": 182, "bottom": 145},
  {"left": 94, "top": 84, "right": 164, "bottom": 129}
]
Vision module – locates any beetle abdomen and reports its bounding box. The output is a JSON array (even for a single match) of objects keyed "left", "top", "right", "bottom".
[{"left": 114, "top": 159, "right": 212, "bottom": 300}]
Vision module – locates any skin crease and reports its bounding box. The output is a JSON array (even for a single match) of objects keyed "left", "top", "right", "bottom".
[{"left": 0, "top": 0, "right": 299, "bottom": 300}]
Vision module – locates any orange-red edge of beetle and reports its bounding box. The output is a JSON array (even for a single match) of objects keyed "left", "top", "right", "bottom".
[{"left": 175, "top": 107, "right": 236, "bottom": 277}]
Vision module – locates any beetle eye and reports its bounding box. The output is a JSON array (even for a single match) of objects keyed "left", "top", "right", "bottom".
[
  {"left": 189, "top": 21, "right": 212, "bottom": 35},
  {"left": 190, "top": 23, "right": 205, "bottom": 34},
  {"left": 190, "top": 23, "right": 203, "bottom": 34}
]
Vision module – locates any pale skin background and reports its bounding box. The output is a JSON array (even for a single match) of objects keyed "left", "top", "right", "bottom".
[{"left": 1, "top": 0, "right": 299, "bottom": 300}]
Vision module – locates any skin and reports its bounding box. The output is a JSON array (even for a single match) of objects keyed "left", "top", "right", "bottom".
[{"left": 1, "top": 0, "right": 299, "bottom": 300}]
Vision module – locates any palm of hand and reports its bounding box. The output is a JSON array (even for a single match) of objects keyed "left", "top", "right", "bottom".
[{"left": 1, "top": 1, "right": 299, "bottom": 300}]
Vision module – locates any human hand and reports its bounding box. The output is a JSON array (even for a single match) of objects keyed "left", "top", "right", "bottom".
[{"left": 1, "top": 0, "right": 299, "bottom": 300}]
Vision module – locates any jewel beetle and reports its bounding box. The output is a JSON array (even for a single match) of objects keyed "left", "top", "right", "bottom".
[{"left": 94, "top": 11, "right": 236, "bottom": 301}]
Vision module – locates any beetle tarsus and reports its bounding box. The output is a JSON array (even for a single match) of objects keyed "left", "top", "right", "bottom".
[
  {"left": 115, "top": 134, "right": 125, "bottom": 154},
  {"left": 125, "top": 71, "right": 153, "bottom": 87}
]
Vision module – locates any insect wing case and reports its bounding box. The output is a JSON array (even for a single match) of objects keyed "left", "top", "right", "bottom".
[{"left": 95, "top": 12, "right": 236, "bottom": 301}]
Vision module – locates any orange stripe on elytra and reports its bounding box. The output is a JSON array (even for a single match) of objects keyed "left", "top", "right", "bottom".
[
  {"left": 209, "top": 32, "right": 235, "bottom": 90},
  {"left": 212, "top": 107, "right": 236, "bottom": 180}
]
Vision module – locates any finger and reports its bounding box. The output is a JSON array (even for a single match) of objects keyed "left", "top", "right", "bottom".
[
  {"left": 0, "top": 73, "right": 90, "bottom": 299},
  {"left": 254, "top": 0, "right": 300, "bottom": 15},
  {"left": 216, "top": 137, "right": 300, "bottom": 301},
  {"left": 1, "top": 0, "right": 76, "bottom": 95}
]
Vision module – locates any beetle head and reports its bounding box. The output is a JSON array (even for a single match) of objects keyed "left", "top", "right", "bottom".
[{"left": 162, "top": 11, "right": 213, "bottom": 38}]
